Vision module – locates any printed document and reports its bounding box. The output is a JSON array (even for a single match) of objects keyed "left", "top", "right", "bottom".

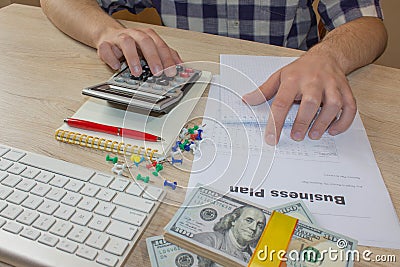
[{"left": 188, "top": 55, "right": 400, "bottom": 248}]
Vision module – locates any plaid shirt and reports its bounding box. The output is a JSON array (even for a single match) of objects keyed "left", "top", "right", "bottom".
[{"left": 98, "top": 0, "right": 383, "bottom": 50}]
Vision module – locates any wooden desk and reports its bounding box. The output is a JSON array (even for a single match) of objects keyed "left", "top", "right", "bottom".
[{"left": 0, "top": 4, "right": 399, "bottom": 267}]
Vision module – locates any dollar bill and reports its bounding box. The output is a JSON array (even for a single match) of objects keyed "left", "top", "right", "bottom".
[
  {"left": 271, "top": 200, "right": 317, "bottom": 225},
  {"left": 146, "top": 235, "right": 223, "bottom": 267},
  {"left": 147, "top": 201, "right": 315, "bottom": 267},
  {"left": 164, "top": 186, "right": 357, "bottom": 267}
]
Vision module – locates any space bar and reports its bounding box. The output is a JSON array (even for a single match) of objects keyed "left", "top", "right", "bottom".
[{"left": 19, "top": 152, "right": 95, "bottom": 181}]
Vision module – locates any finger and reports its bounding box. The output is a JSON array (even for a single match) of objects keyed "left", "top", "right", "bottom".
[
  {"left": 140, "top": 28, "right": 177, "bottom": 77},
  {"left": 116, "top": 33, "right": 142, "bottom": 76},
  {"left": 170, "top": 48, "right": 183, "bottom": 64},
  {"left": 111, "top": 44, "right": 123, "bottom": 60},
  {"left": 242, "top": 70, "right": 281, "bottom": 105},
  {"left": 97, "top": 41, "right": 121, "bottom": 70},
  {"left": 328, "top": 82, "right": 357, "bottom": 135},
  {"left": 264, "top": 84, "right": 296, "bottom": 145},
  {"left": 308, "top": 87, "right": 342, "bottom": 140},
  {"left": 291, "top": 88, "right": 322, "bottom": 141}
]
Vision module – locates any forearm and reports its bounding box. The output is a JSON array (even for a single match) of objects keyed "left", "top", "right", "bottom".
[
  {"left": 40, "top": 0, "right": 124, "bottom": 48},
  {"left": 307, "top": 17, "right": 388, "bottom": 74}
]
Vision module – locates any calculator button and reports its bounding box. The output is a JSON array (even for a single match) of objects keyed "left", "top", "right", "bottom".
[{"left": 156, "top": 79, "right": 169, "bottom": 86}]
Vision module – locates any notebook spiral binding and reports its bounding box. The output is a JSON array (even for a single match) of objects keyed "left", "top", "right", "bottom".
[{"left": 55, "top": 129, "right": 159, "bottom": 161}]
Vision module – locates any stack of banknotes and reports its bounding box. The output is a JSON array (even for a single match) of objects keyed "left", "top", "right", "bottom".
[{"left": 147, "top": 186, "right": 357, "bottom": 267}]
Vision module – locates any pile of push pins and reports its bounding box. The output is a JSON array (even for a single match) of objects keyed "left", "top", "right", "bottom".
[{"left": 105, "top": 124, "right": 204, "bottom": 191}]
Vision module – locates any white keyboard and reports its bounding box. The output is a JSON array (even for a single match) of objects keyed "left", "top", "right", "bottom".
[{"left": 0, "top": 144, "right": 165, "bottom": 267}]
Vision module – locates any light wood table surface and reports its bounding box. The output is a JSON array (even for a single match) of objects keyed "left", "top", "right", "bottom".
[{"left": 0, "top": 4, "right": 399, "bottom": 267}]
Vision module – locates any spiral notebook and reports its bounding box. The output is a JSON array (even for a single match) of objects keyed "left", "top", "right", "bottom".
[{"left": 55, "top": 71, "right": 212, "bottom": 160}]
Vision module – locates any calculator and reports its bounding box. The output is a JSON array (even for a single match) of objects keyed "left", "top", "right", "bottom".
[{"left": 82, "top": 60, "right": 205, "bottom": 114}]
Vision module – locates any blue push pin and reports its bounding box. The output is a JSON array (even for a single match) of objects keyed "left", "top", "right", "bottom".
[
  {"left": 133, "top": 156, "right": 146, "bottom": 167},
  {"left": 171, "top": 156, "right": 183, "bottom": 165},
  {"left": 164, "top": 180, "right": 178, "bottom": 190},
  {"left": 196, "top": 129, "right": 203, "bottom": 140}
]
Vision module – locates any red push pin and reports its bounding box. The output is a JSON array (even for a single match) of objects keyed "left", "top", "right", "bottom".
[{"left": 185, "top": 68, "right": 194, "bottom": 73}]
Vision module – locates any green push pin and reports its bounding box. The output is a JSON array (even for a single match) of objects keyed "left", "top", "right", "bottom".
[
  {"left": 188, "top": 128, "right": 195, "bottom": 134},
  {"left": 106, "top": 154, "right": 118, "bottom": 164},
  {"left": 155, "top": 164, "right": 163, "bottom": 172},
  {"left": 136, "top": 174, "right": 150, "bottom": 183},
  {"left": 193, "top": 125, "right": 199, "bottom": 130}
]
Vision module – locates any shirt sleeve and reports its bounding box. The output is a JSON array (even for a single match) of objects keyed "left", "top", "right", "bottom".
[
  {"left": 96, "top": 0, "right": 154, "bottom": 15},
  {"left": 318, "top": 0, "right": 383, "bottom": 31}
]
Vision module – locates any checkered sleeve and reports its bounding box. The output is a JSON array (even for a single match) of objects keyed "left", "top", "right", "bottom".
[
  {"left": 318, "top": 0, "right": 383, "bottom": 31},
  {"left": 96, "top": 0, "right": 154, "bottom": 15}
]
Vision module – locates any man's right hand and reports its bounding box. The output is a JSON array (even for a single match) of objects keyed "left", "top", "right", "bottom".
[{"left": 97, "top": 27, "right": 183, "bottom": 77}]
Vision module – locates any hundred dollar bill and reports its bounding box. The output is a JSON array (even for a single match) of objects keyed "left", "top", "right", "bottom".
[
  {"left": 146, "top": 235, "right": 223, "bottom": 267},
  {"left": 147, "top": 201, "right": 314, "bottom": 267},
  {"left": 164, "top": 186, "right": 357, "bottom": 267},
  {"left": 271, "top": 200, "right": 317, "bottom": 225}
]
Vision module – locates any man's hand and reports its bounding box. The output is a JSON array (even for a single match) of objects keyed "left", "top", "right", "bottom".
[
  {"left": 242, "top": 52, "right": 357, "bottom": 145},
  {"left": 97, "top": 27, "right": 183, "bottom": 77}
]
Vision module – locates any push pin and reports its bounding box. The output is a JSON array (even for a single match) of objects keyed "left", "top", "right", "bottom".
[
  {"left": 188, "top": 128, "right": 195, "bottom": 134},
  {"left": 164, "top": 180, "right": 178, "bottom": 190},
  {"left": 146, "top": 163, "right": 153, "bottom": 169},
  {"left": 190, "top": 143, "right": 198, "bottom": 154},
  {"left": 179, "top": 128, "right": 188, "bottom": 139},
  {"left": 152, "top": 171, "right": 159, "bottom": 177},
  {"left": 196, "top": 129, "right": 203, "bottom": 140},
  {"left": 137, "top": 174, "right": 150, "bottom": 183},
  {"left": 171, "top": 156, "right": 183, "bottom": 165},
  {"left": 106, "top": 154, "right": 118, "bottom": 164},
  {"left": 155, "top": 164, "right": 164, "bottom": 172},
  {"left": 112, "top": 163, "right": 126, "bottom": 176}
]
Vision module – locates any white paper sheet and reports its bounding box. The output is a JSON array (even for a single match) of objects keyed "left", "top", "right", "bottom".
[{"left": 188, "top": 55, "right": 400, "bottom": 248}]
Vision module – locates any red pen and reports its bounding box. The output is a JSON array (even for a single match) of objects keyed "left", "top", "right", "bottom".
[{"left": 64, "top": 118, "right": 163, "bottom": 142}]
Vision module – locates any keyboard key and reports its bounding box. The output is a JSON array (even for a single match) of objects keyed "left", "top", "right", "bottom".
[
  {"left": 21, "top": 195, "right": 43, "bottom": 210},
  {"left": 38, "top": 233, "right": 59, "bottom": 247},
  {"left": 143, "top": 186, "right": 164, "bottom": 201},
  {"left": 46, "top": 187, "right": 67, "bottom": 202},
  {"left": 67, "top": 226, "right": 91, "bottom": 243},
  {"left": 1, "top": 174, "right": 22, "bottom": 187},
  {"left": 0, "top": 217, "right": 5, "bottom": 227},
  {"left": 0, "top": 146, "right": 10, "bottom": 157},
  {"left": 76, "top": 245, "right": 98, "bottom": 261},
  {"left": 61, "top": 192, "right": 82, "bottom": 207},
  {"left": 111, "top": 206, "right": 147, "bottom": 226},
  {"left": 0, "top": 171, "right": 7, "bottom": 182},
  {"left": 49, "top": 175, "right": 69, "bottom": 188},
  {"left": 90, "top": 173, "right": 114, "bottom": 187},
  {"left": 53, "top": 204, "right": 76, "bottom": 220},
  {"left": 20, "top": 227, "right": 41, "bottom": 240},
  {"left": 6, "top": 190, "right": 28, "bottom": 205},
  {"left": 7, "top": 162, "right": 26, "bottom": 175},
  {"left": 0, "top": 158, "right": 13, "bottom": 171},
  {"left": 20, "top": 166, "right": 41, "bottom": 179},
  {"left": 80, "top": 184, "right": 100, "bottom": 197},
  {"left": 126, "top": 183, "right": 145, "bottom": 196},
  {"left": 86, "top": 232, "right": 109, "bottom": 250},
  {"left": 0, "top": 185, "right": 13, "bottom": 200},
  {"left": 49, "top": 221, "right": 73, "bottom": 237},
  {"left": 15, "top": 178, "right": 37, "bottom": 192},
  {"left": 57, "top": 239, "right": 78, "bottom": 254},
  {"left": 3, "top": 221, "right": 23, "bottom": 234},
  {"left": 37, "top": 199, "right": 60, "bottom": 215},
  {"left": 35, "top": 171, "right": 55, "bottom": 184},
  {"left": 0, "top": 204, "right": 23, "bottom": 220},
  {"left": 64, "top": 179, "right": 84, "bottom": 192},
  {"left": 3, "top": 150, "right": 25, "bottom": 161},
  {"left": 19, "top": 152, "right": 95, "bottom": 182},
  {"left": 96, "top": 252, "right": 119, "bottom": 267},
  {"left": 106, "top": 221, "right": 137, "bottom": 241},
  {"left": 32, "top": 214, "right": 56, "bottom": 231},
  {"left": 16, "top": 210, "right": 40, "bottom": 225},
  {"left": 77, "top": 196, "right": 98, "bottom": 212},
  {"left": 113, "top": 193, "right": 154, "bottom": 213},
  {"left": 70, "top": 209, "right": 92, "bottom": 226},
  {"left": 109, "top": 177, "right": 130, "bottom": 192},
  {"left": 0, "top": 202, "right": 7, "bottom": 212},
  {"left": 104, "top": 238, "right": 129, "bottom": 256},
  {"left": 88, "top": 215, "right": 110, "bottom": 232},
  {"left": 96, "top": 188, "right": 116, "bottom": 202},
  {"left": 94, "top": 202, "right": 115, "bottom": 217},
  {"left": 30, "top": 183, "right": 51, "bottom": 197}
]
